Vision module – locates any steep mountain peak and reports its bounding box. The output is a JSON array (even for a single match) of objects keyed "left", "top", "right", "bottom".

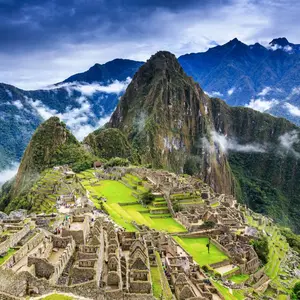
[
  {"left": 142, "top": 51, "right": 183, "bottom": 74},
  {"left": 225, "top": 37, "right": 245, "bottom": 47},
  {"left": 270, "top": 37, "right": 290, "bottom": 47},
  {"left": 8, "top": 116, "right": 91, "bottom": 199}
]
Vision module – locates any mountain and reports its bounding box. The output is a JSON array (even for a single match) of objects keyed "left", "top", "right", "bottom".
[
  {"left": 1, "top": 37, "right": 300, "bottom": 179},
  {"left": 0, "top": 117, "right": 94, "bottom": 212},
  {"left": 178, "top": 37, "right": 300, "bottom": 112},
  {"left": 84, "top": 127, "right": 138, "bottom": 162},
  {"left": 0, "top": 58, "right": 142, "bottom": 176},
  {"left": 105, "top": 51, "right": 300, "bottom": 233},
  {"left": 62, "top": 59, "right": 143, "bottom": 84},
  {"left": 269, "top": 37, "right": 300, "bottom": 53}
]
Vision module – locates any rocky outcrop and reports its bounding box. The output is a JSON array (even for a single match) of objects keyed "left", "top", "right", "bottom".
[{"left": 109, "top": 51, "right": 234, "bottom": 194}]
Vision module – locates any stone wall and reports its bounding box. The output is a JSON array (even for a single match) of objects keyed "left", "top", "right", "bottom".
[
  {"left": 129, "top": 282, "right": 151, "bottom": 294},
  {"left": 71, "top": 266, "right": 95, "bottom": 284},
  {"left": 50, "top": 238, "right": 76, "bottom": 284},
  {"left": 209, "top": 259, "right": 231, "bottom": 269},
  {"left": 0, "top": 224, "right": 30, "bottom": 256},
  {"left": 62, "top": 216, "right": 90, "bottom": 245},
  {"left": 28, "top": 256, "right": 55, "bottom": 279},
  {"left": 210, "top": 239, "right": 231, "bottom": 257},
  {"left": 3, "top": 232, "right": 45, "bottom": 269}
]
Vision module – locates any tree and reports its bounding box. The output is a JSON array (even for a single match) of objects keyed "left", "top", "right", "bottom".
[
  {"left": 250, "top": 235, "right": 269, "bottom": 265},
  {"left": 292, "top": 282, "right": 300, "bottom": 299},
  {"left": 140, "top": 191, "right": 155, "bottom": 205}
]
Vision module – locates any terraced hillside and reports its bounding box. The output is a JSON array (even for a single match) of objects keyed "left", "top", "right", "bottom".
[{"left": 78, "top": 169, "right": 186, "bottom": 233}]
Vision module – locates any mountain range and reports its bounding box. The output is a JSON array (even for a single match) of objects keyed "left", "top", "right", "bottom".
[
  {"left": 1, "top": 37, "right": 300, "bottom": 179},
  {"left": 2, "top": 50, "right": 300, "bottom": 235}
]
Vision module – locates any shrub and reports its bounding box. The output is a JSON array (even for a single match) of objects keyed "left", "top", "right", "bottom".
[
  {"left": 141, "top": 191, "right": 155, "bottom": 205},
  {"left": 280, "top": 227, "right": 300, "bottom": 255},
  {"left": 292, "top": 282, "right": 300, "bottom": 299},
  {"left": 250, "top": 235, "right": 269, "bottom": 265},
  {"left": 203, "top": 221, "right": 215, "bottom": 229},
  {"left": 104, "top": 157, "right": 129, "bottom": 168}
]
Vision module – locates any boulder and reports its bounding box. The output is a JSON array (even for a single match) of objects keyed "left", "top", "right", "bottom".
[
  {"left": 0, "top": 211, "right": 8, "bottom": 220},
  {"left": 9, "top": 209, "right": 27, "bottom": 220}
]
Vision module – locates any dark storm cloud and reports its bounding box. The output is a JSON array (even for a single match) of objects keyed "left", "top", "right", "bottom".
[
  {"left": 0, "top": 0, "right": 299, "bottom": 89},
  {"left": 0, "top": 0, "right": 229, "bottom": 53}
]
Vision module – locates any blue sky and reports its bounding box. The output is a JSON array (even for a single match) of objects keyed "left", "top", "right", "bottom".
[{"left": 0, "top": 0, "right": 299, "bottom": 89}]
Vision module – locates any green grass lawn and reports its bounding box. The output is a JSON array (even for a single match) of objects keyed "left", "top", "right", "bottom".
[
  {"left": 229, "top": 274, "right": 250, "bottom": 284},
  {"left": 90, "top": 180, "right": 138, "bottom": 204},
  {"left": 150, "top": 266, "right": 163, "bottom": 298},
  {"left": 41, "top": 294, "right": 73, "bottom": 300},
  {"left": 83, "top": 179, "right": 185, "bottom": 233},
  {"left": 173, "top": 237, "right": 228, "bottom": 266}
]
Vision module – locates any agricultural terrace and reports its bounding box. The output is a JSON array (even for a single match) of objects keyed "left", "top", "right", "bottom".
[
  {"left": 78, "top": 170, "right": 186, "bottom": 233},
  {"left": 173, "top": 236, "right": 228, "bottom": 266},
  {"left": 245, "top": 214, "right": 291, "bottom": 299}
]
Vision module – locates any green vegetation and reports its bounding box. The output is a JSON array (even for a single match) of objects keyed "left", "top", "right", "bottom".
[
  {"left": 104, "top": 157, "right": 130, "bottom": 168},
  {"left": 291, "top": 282, "right": 300, "bottom": 300},
  {"left": 0, "top": 248, "right": 17, "bottom": 265},
  {"left": 84, "top": 127, "right": 139, "bottom": 162},
  {"left": 150, "top": 266, "right": 163, "bottom": 299},
  {"left": 246, "top": 214, "right": 291, "bottom": 296},
  {"left": 140, "top": 190, "right": 155, "bottom": 205},
  {"left": 250, "top": 235, "right": 269, "bottom": 265},
  {"left": 79, "top": 176, "right": 185, "bottom": 233},
  {"left": 41, "top": 294, "right": 74, "bottom": 300},
  {"left": 173, "top": 236, "right": 228, "bottom": 266},
  {"left": 155, "top": 251, "right": 173, "bottom": 300},
  {"left": 213, "top": 280, "right": 244, "bottom": 300},
  {"left": 228, "top": 274, "right": 250, "bottom": 284},
  {"left": 0, "top": 117, "right": 96, "bottom": 213},
  {"left": 280, "top": 227, "right": 300, "bottom": 255}
]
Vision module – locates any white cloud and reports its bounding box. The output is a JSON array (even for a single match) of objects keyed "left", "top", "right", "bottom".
[
  {"left": 28, "top": 96, "right": 111, "bottom": 141},
  {"left": 227, "top": 87, "right": 235, "bottom": 96},
  {"left": 45, "top": 78, "right": 131, "bottom": 96},
  {"left": 0, "top": 163, "right": 19, "bottom": 186},
  {"left": 206, "top": 91, "right": 223, "bottom": 98},
  {"left": 12, "top": 100, "right": 24, "bottom": 109},
  {"left": 74, "top": 115, "right": 111, "bottom": 141},
  {"left": 283, "top": 45, "right": 293, "bottom": 52},
  {"left": 5, "top": 89, "right": 12, "bottom": 98},
  {"left": 245, "top": 98, "right": 279, "bottom": 112},
  {"left": 28, "top": 98, "right": 58, "bottom": 120},
  {"left": 208, "top": 131, "right": 266, "bottom": 154},
  {"left": 258, "top": 87, "right": 272, "bottom": 96},
  {"left": 291, "top": 87, "right": 300, "bottom": 96},
  {"left": 74, "top": 79, "right": 131, "bottom": 95},
  {"left": 284, "top": 103, "right": 300, "bottom": 117},
  {"left": 278, "top": 130, "right": 300, "bottom": 159}
]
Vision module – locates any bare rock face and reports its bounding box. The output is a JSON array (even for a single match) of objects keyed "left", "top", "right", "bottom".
[{"left": 109, "top": 51, "right": 234, "bottom": 194}]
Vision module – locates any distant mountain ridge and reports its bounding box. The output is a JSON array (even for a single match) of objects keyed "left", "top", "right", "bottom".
[
  {"left": 61, "top": 59, "right": 144, "bottom": 84},
  {"left": 1, "top": 37, "right": 300, "bottom": 178}
]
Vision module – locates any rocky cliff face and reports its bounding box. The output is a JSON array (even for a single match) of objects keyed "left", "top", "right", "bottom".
[
  {"left": 109, "top": 51, "right": 300, "bottom": 232},
  {"left": 109, "top": 51, "right": 234, "bottom": 194},
  {"left": 210, "top": 98, "right": 300, "bottom": 231}
]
